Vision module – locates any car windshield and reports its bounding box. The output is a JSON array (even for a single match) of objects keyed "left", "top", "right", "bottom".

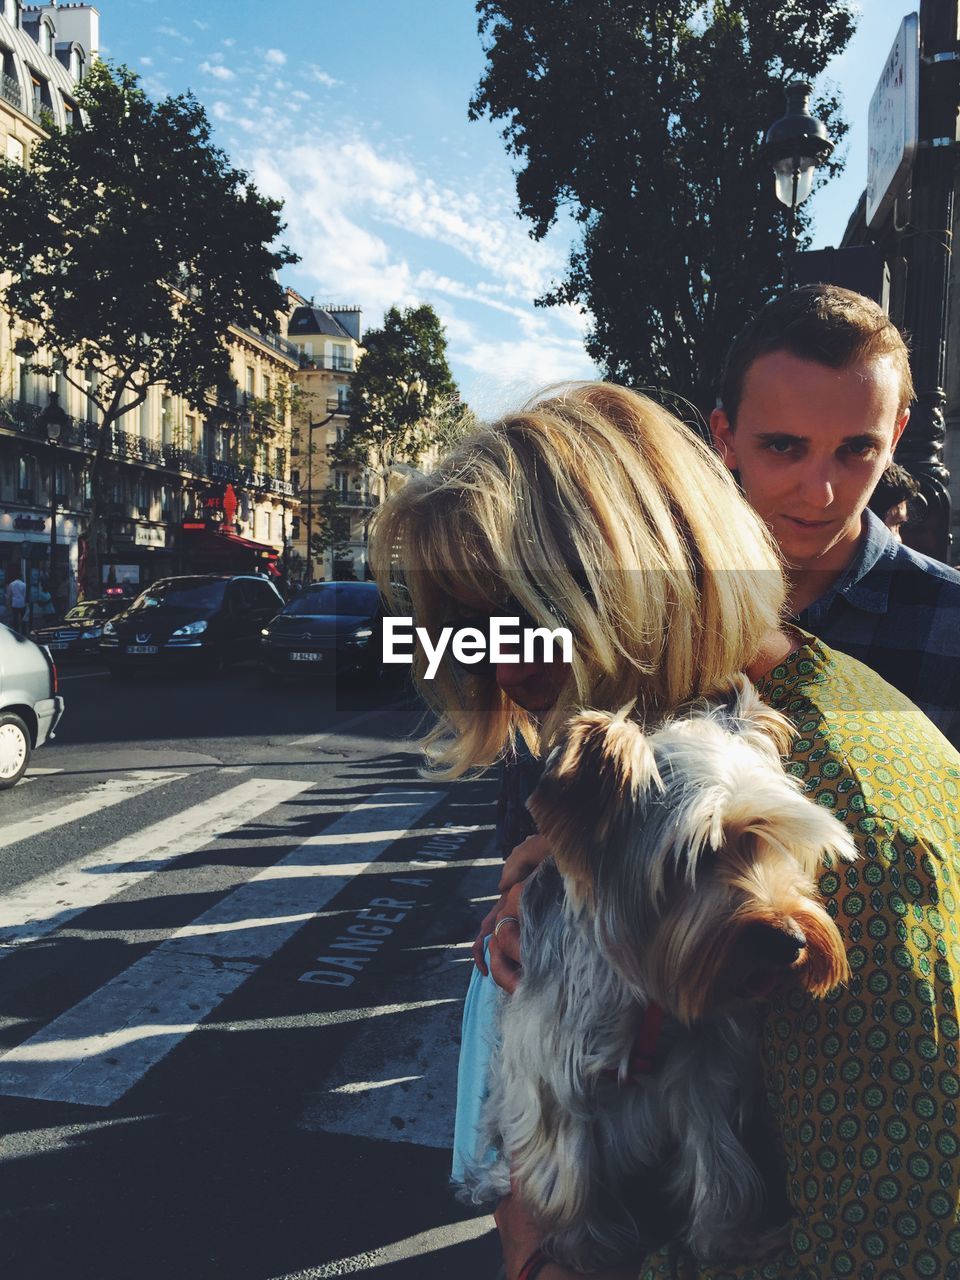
[
  {"left": 64, "top": 604, "right": 97, "bottom": 621},
  {"left": 129, "top": 580, "right": 226, "bottom": 612},
  {"left": 283, "top": 584, "right": 379, "bottom": 616}
]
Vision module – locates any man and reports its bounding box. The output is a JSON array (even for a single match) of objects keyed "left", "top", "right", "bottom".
[
  {"left": 4, "top": 571, "right": 27, "bottom": 635},
  {"left": 867, "top": 460, "right": 922, "bottom": 542},
  {"left": 711, "top": 284, "right": 960, "bottom": 750}
]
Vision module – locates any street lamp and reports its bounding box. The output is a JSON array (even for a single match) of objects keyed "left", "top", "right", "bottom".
[
  {"left": 762, "top": 81, "right": 834, "bottom": 288},
  {"left": 38, "top": 389, "right": 68, "bottom": 610},
  {"left": 304, "top": 396, "right": 341, "bottom": 585}
]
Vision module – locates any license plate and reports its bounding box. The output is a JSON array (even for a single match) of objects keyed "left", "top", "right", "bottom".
[
  {"left": 127, "top": 644, "right": 158, "bottom": 655},
  {"left": 290, "top": 651, "right": 323, "bottom": 662},
  {"left": 48, "top": 642, "right": 68, "bottom": 651}
]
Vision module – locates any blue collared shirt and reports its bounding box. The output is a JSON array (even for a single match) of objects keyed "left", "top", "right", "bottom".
[{"left": 798, "top": 509, "right": 960, "bottom": 750}]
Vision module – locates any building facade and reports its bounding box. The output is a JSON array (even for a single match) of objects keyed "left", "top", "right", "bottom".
[
  {"left": 0, "top": 1, "right": 299, "bottom": 611},
  {"left": 285, "top": 295, "right": 372, "bottom": 581}
]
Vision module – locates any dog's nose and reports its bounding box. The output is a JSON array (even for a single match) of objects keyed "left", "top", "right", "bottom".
[{"left": 750, "top": 923, "right": 806, "bottom": 968}]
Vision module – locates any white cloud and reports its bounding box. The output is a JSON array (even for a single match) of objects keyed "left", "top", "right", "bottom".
[
  {"left": 305, "top": 65, "right": 341, "bottom": 88},
  {"left": 199, "top": 61, "right": 235, "bottom": 81},
  {"left": 156, "top": 25, "right": 192, "bottom": 44},
  {"left": 265, "top": 48, "right": 287, "bottom": 66},
  {"left": 140, "top": 56, "right": 153, "bottom": 67}
]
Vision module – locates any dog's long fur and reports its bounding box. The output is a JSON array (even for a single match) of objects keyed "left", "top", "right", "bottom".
[{"left": 460, "top": 676, "right": 856, "bottom": 1271}]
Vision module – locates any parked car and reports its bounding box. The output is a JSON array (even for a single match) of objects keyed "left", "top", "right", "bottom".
[
  {"left": 100, "top": 574, "right": 285, "bottom": 675},
  {"left": 0, "top": 624, "right": 64, "bottom": 789},
  {"left": 32, "top": 597, "right": 129, "bottom": 660},
  {"left": 260, "top": 581, "right": 387, "bottom": 681}
]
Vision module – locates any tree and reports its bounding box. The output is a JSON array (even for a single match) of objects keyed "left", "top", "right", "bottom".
[
  {"left": 336, "top": 304, "right": 459, "bottom": 474},
  {"left": 0, "top": 62, "right": 298, "bottom": 594},
  {"left": 470, "top": 0, "right": 856, "bottom": 418}
]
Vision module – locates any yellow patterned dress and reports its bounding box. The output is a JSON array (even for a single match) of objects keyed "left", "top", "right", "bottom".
[{"left": 641, "top": 635, "right": 960, "bottom": 1280}]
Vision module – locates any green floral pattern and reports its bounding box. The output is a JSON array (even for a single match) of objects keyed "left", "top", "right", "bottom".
[{"left": 641, "top": 637, "right": 960, "bottom": 1280}]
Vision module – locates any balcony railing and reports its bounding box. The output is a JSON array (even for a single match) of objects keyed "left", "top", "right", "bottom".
[
  {"left": 1, "top": 72, "right": 22, "bottom": 111},
  {"left": 233, "top": 325, "right": 300, "bottom": 364},
  {"left": 334, "top": 492, "right": 379, "bottom": 510},
  {"left": 298, "top": 352, "right": 355, "bottom": 372},
  {"left": 0, "top": 398, "right": 295, "bottom": 497}
]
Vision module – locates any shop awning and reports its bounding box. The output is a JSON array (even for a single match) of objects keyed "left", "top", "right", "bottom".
[{"left": 181, "top": 526, "right": 282, "bottom": 577}]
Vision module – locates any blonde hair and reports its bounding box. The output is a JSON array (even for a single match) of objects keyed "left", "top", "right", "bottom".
[{"left": 370, "top": 382, "right": 786, "bottom": 778}]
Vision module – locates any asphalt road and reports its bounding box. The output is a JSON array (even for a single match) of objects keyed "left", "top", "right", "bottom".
[{"left": 0, "top": 659, "right": 503, "bottom": 1279}]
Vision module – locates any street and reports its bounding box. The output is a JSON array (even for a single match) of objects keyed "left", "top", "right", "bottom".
[{"left": 0, "top": 661, "right": 502, "bottom": 1279}]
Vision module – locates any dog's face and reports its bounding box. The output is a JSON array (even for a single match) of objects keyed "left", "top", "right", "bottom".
[{"left": 527, "top": 677, "right": 856, "bottom": 1025}]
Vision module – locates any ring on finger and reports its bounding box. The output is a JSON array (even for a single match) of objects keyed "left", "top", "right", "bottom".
[{"left": 494, "top": 914, "right": 520, "bottom": 939}]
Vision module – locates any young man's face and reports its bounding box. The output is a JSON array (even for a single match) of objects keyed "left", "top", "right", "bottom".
[{"left": 711, "top": 350, "right": 909, "bottom": 575}]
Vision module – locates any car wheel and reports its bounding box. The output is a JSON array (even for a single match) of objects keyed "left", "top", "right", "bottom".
[{"left": 0, "top": 713, "right": 31, "bottom": 789}]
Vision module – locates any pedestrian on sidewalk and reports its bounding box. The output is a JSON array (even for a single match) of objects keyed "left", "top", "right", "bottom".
[{"left": 5, "top": 571, "right": 27, "bottom": 634}]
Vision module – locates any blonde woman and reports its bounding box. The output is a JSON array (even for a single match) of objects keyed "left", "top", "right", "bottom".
[{"left": 369, "top": 383, "right": 960, "bottom": 1280}]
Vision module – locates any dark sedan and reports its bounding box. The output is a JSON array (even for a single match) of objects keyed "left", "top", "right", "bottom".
[
  {"left": 260, "top": 581, "right": 384, "bottom": 680},
  {"left": 32, "top": 598, "right": 128, "bottom": 659},
  {"left": 101, "top": 574, "right": 284, "bottom": 675}
]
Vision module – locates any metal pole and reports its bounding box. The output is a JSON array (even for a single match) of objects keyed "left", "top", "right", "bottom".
[
  {"left": 49, "top": 440, "right": 57, "bottom": 609},
  {"left": 784, "top": 166, "right": 800, "bottom": 290},
  {"left": 305, "top": 424, "right": 313, "bottom": 585}
]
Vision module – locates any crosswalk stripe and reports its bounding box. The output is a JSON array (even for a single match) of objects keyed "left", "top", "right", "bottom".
[
  {"left": 0, "top": 770, "right": 189, "bottom": 851},
  {"left": 299, "top": 862, "right": 498, "bottom": 1150},
  {"left": 0, "top": 776, "right": 311, "bottom": 950},
  {"left": 0, "top": 787, "right": 448, "bottom": 1106},
  {"left": 267, "top": 1216, "right": 496, "bottom": 1279}
]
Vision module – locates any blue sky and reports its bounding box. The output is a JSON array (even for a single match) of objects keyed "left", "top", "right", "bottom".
[{"left": 102, "top": 1, "right": 907, "bottom": 417}]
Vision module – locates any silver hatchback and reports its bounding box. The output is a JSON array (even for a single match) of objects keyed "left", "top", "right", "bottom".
[{"left": 0, "top": 624, "right": 65, "bottom": 789}]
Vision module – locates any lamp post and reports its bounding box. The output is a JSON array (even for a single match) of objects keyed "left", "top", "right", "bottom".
[
  {"left": 761, "top": 82, "right": 834, "bottom": 289},
  {"left": 38, "top": 389, "right": 68, "bottom": 612},
  {"left": 304, "top": 396, "right": 340, "bottom": 585}
]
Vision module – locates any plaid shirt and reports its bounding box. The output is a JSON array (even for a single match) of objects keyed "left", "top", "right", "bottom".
[{"left": 798, "top": 508, "right": 960, "bottom": 750}]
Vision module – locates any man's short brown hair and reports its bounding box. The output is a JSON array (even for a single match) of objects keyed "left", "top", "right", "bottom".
[{"left": 719, "top": 284, "right": 915, "bottom": 426}]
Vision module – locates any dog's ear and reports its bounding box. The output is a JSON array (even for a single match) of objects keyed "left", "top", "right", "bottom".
[
  {"left": 724, "top": 674, "right": 795, "bottom": 759},
  {"left": 527, "top": 709, "right": 661, "bottom": 895}
]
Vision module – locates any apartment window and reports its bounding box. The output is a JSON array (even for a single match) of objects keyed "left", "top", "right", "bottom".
[
  {"left": 5, "top": 135, "right": 24, "bottom": 166},
  {"left": 275, "top": 447, "right": 286, "bottom": 480},
  {"left": 290, "top": 468, "right": 300, "bottom": 489},
  {"left": 54, "top": 462, "right": 68, "bottom": 502},
  {"left": 84, "top": 366, "right": 97, "bottom": 422},
  {"left": 61, "top": 96, "right": 75, "bottom": 130},
  {"left": 262, "top": 511, "right": 271, "bottom": 541},
  {"left": 334, "top": 470, "right": 349, "bottom": 497},
  {"left": 161, "top": 394, "right": 173, "bottom": 446},
  {"left": 337, "top": 385, "right": 350, "bottom": 411},
  {"left": 41, "top": 19, "right": 55, "bottom": 56},
  {"left": 262, "top": 373, "right": 272, "bottom": 403},
  {"left": 17, "top": 455, "right": 36, "bottom": 501},
  {"left": 16, "top": 355, "right": 28, "bottom": 403},
  {"left": 184, "top": 414, "right": 196, "bottom": 451},
  {"left": 12, "top": 1, "right": 22, "bottom": 30},
  {"left": 332, "top": 343, "right": 348, "bottom": 371},
  {"left": 31, "top": 76, "right": 51, "bottom": 121},
  {"left": 70, "top": 48, "right": 84, "bottom": 81},
  {"left": 161, "top": 485, "right": 175, "bottom": 522},
  {"left": 245, "top": 366, "right": 254, "bottom": 396},
  {"left": 135, "top": 480, "right": 149, "bottom": 518}
]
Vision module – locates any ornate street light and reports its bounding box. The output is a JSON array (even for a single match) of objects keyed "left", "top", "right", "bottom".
[{"left": 762, "top": 81, "right": 834, "bottom": 287}]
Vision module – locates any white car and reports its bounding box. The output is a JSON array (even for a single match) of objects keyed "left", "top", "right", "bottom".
[{"left": 0, "top": 624, "right": 65, "bottom": 789}]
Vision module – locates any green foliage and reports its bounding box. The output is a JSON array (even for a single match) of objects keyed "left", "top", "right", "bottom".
[
  {"left": 0, "top": 61, "right": 298, "bottom": 591},
  {"left": 309, "top": 487, "right": 352, "bottom": 558},
  {"left": 471, "top": 0, "right": 856, "bottom": 416},
  {"left": 337, "top": 304, "right": 458, "bottom": 471}
]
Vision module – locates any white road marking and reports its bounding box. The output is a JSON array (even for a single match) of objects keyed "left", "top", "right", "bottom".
[
  {"left": 56, "top": 671, "right": 110, "bottom": 681},
  {"left": 268, "top": 1216, "right": 496, "bottom": 1278},
  {"left": 0, "top": 771, "right": 189, "bottom": 852},
  {"left": 0, "top": 777, "right": 311, "bottom": 949},
  {"left": 299, "top": 863, "right": 498, "bottom": 1150},
  {"left": 0, "top": 788, "right": 449, "bottom": 1106}
]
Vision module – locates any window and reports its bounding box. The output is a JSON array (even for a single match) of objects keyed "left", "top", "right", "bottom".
[
  {"left": 5, "top": 136, "right": 24, "bottom": 166},
  {"left": 61, "top": 96, "right": 75, "bottom": 130},
  {"left": 262, "top": 373, "right": 272, "bottom": 402},
  {"left": 17, "top": 455, "right": 36, "bottom": 501},
  {"left": 161, "top": 485, "right": 175, "bottom": 522},
  {"left": 184, "top": 414, "right": 196, "bottom": 451},
  {"left": 41, "top": 19, "right": 54, "bottom": 56},
  {"left": 70, "top": 48, "right": 84, "bottom": 81},
  {"left": 54, "top": 462, "right": 67, "bottom": 502},
  {"left": 139, "top": 395, "right": 151, "bottom": 439},
  {"left": 135, "top": 480, "right": 149, "bottom": 518},
  {"left": 332, "top": 343, "right": 348, "bottom": 371},
  {"left": 337, "top": 384, "right": 351, "bottom": 411},
  {"left": 16, "top": 355, "right": 29, "bottom": 404},
  {"left": 161, "top": 394, "right": 173, "bottom": 446},
  {"left": 262, "top": 511, "right": 271, "bottom": 541},
  {"left": 84, "top": 366, "right": 97, "bottom": 423},
  {"left": 245, "top": 366, "right": 254, "bottom": 396}
]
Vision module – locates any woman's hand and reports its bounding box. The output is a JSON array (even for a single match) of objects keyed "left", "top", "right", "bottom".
[{"left": 473, "top": 835, "right": 553, "bottom": 990}]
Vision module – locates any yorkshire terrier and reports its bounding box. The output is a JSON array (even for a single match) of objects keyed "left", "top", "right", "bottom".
[{"left": 461, "top": 676, "right": 856, "bottom": 1270}]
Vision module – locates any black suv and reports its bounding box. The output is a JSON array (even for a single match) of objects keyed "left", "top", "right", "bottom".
[{"left": 100, "top": 574, "right": 284, "bottom": 675}]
